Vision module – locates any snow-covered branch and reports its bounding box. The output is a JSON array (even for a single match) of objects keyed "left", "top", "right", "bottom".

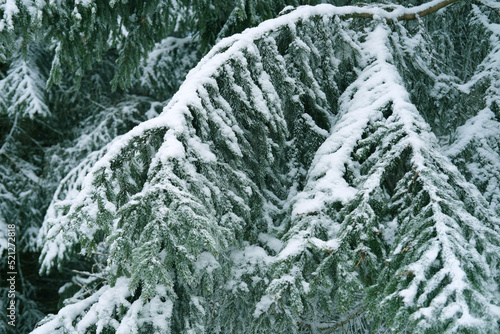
[
  {"left": 340, "top": 0, "right": 461, "bottom": 21},
  {"left": 23, "top": 2, "right": 500, "bottom": 334}
]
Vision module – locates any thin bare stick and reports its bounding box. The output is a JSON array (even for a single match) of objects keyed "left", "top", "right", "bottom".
[{"left": 354, "top": 255, "right": 364, "bottom": 269}]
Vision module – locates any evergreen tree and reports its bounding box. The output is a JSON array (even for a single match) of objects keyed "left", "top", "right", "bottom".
[{"left": 0, "top": 45, "right": 53, "bottom": 333}]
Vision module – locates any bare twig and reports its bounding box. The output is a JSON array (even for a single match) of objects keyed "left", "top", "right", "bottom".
[
  {"left": 0, "top": 113, "right": 19, "bottom": 155},
  {"left": 354, "top": 255, "right": 364, "bottom": 269},
  {"left": 400, "top": 243, "right": 412, "bottom": 254},
  {"left": 473, "top": 0, "right": 500, "bottom": 16},
  {"left": 296, "top": 211, "right": 319, "bottom": 216}
]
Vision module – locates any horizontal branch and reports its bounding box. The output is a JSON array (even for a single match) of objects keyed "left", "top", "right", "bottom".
[{"left": 341, "top": 0, "right": 461, "bottom": 22}]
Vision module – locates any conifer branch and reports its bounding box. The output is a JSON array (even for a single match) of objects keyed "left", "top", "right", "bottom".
[
  {"left": 296, "top": 211, "right": 320, "bottom": 216},
  {"left": 341, "top": 0, "right": 461, "bottom": 22},
  {"left": 321, "top": 306, "right": 367, "bottom": 333},
  {"left": 400, "top": 243, "right": 412, "bottom": 254},
  {"left": 474, "top": 0, "right": 500, "bottom": 16},
  {"left": 408, "top": 171, "right": 419, "bottom": 193},
  {"left": 395, "top": 270, "right": 414, "bottom": 277}
]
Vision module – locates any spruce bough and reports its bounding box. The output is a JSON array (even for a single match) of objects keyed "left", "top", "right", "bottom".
[{"left": 1, "top": 1, "right": 499, "bottom": 333}]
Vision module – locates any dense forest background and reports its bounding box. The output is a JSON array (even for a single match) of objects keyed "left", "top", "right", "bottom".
[{"left": 1, "top": 0, "right": 500, "bottom": 333}]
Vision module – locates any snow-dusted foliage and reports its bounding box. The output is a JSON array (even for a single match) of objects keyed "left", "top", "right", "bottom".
[
  {"left": 0, "top": 0, "right": 188, "bottom": 89},
  {"left": 37, "top": 97, "right": 159, "bottom": 274},
  {"left": 0, "top": 46, "right": 52, "bottom": 334},
  {"left": 0, "top": 46, "right": 50, "bottom": 118},
  {"left": 138, "top": 36, "right": 201, "bottom": 101},
  {"left": 38, "top": 36, "right": 202, "bottom": 276},
  {"left": 188, "top": 0, "right": 326, "bottom": 50},
  {"left": 446, "top": 3, "right": 500, "bottom": 217},
  {"left": 1, "top": 14, "right": 199, "bottom": 334},
  {"left": 31, "top": 2, "right": 500, "bottom": 334}
]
